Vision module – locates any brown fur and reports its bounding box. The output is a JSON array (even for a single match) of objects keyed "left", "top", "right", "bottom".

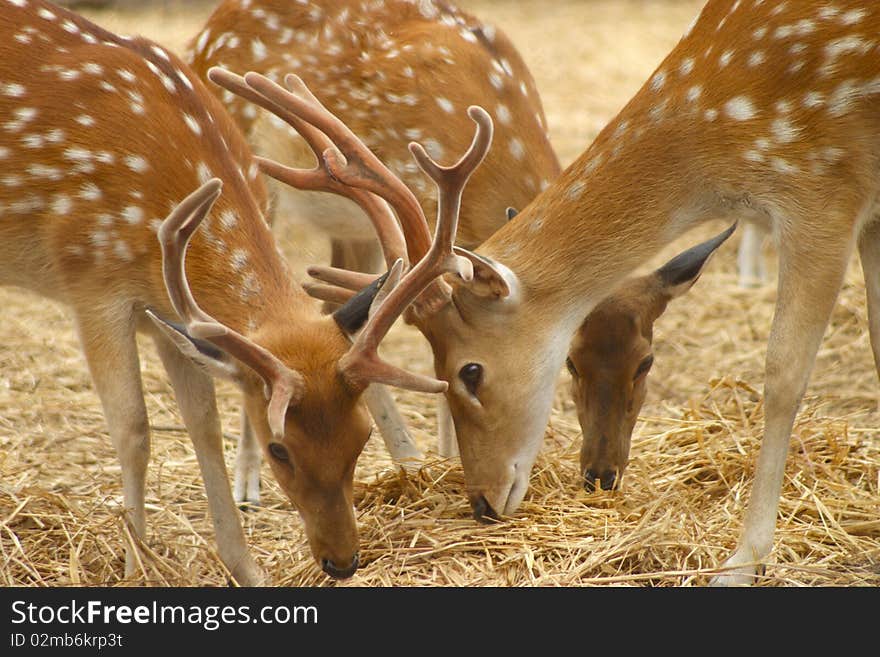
[
  {"left": 186, "top": 0, "right": 561, "bottom": 249},
  {"left": 0, "top": 0, "right": 388, "bottom": 582}
]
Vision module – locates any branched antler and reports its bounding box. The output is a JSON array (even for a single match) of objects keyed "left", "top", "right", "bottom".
[
  {"left": 154, "top": 179, "right": 304, "bottom": 439},
  {"left": 208, "top": 68, "right": 407, "bottom": 269},
  {"left": 211, "top": 69, "right": 494, "bottom": 393}
]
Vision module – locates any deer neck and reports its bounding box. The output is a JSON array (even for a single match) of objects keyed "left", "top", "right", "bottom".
[{"left": 477, "top": 98, "right": 725, "bottom": 336}]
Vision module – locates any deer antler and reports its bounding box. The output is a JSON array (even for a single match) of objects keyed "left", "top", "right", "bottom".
[
  {"left": 211, "top": 69, "right": 493, "bottom": 393},
  {"left": 338, "top": 107, "right": 493, "bottom": 391},
  {"left": 156, "top": 179, "right": 304, "bottom": 440},
  {"left": 208, "top": 68, "right": 407, "bottom": 269}
]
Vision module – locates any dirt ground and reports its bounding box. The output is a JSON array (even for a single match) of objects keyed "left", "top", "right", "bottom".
[{"left": 1, "top": 0, "right": 878, "bottom": 587}]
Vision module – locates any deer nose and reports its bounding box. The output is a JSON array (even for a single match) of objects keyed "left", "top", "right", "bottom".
[
  {"left": 470, "top": 493, "right": 500, "bottom": 523},
  {"left": 583, "top": 469, "right": 617, "bottom": 492},
  {"left": 321, "top": 553, "right": 359, "bottom": 579}
]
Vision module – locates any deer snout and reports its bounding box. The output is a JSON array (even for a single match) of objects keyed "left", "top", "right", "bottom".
[
  {"left": 469, "top": 492, "right": 500, "bottom": 523},
  {"left": 321, "top": 553, "right": 360, "bottom": 580},
  {"left": 583, "top": 468, "right": 618, "bottom": 492}
]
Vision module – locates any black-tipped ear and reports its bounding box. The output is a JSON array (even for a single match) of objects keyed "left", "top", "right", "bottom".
[
  {"left": 146, "top": 309, "right": 242, "bottom": 381},
  {"left": 333, "top": 270, "right": 390, "bottom": 335},
  {"left": 506, "top": 207, "right": 518, "bottom": 221},
  {"left": 656, "top": 222, "right": 737, "bottom": 297}
]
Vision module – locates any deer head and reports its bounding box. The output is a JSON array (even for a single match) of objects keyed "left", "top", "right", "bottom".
[{"left": 567, "top": 224, "right": 736, "bottom": 492}]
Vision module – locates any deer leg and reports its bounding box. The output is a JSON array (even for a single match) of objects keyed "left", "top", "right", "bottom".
[
  {"left": 437, "top": 396, "right": 460, "bottom": 458},
  {"left": 152, "top": 332, "right": 265, "bottom": 586},
  {"left": 233, "top": 406, "right": 262, "bottom": 507},
  {"left": 737, "top": 222, "right": 769, "bottom": 288},
  {"left": 858, "top": 220, "right": 880, "bottom": 385},
  {"left": 712, "top": 231, "right": 853, "bottom": 586},
  {"left": 75, "top": 311, "right": 150, "bottom": 580},
  {"left": 362, "top": 384, "right": 422, "bottom": 468}
]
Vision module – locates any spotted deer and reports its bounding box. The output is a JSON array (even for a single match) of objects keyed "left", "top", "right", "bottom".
[
  {"left": 0, "top": 0, "right": 462, "bottom": 583},
  {"left": 185, "top": 0, "right": 560, "bottom": 500},
  {"left": 288, "top": 0, "right": 880, "bottom": 584},
  {"left": 567, "top": 224, "right": 735, "bottom": 492}
]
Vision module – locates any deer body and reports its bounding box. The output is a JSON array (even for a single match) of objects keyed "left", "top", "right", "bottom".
[
  {"left": 294, "top": 0, "right": 880, "bottom": 584},
  {"left": 0, "top": 0, "right": 447, "bottom": 583},
  {"left": 428, "top": 0, "right": 880, "bottom": 584}
]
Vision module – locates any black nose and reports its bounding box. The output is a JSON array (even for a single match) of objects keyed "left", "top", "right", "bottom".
[
  {"left": 321, "top": 553, "right": 359, "bottom": 579},
  {"left": 471, "top": 494, "right": 500, "bottom": 523},
  {"left": 584, "top": 469, "right": 617, "bottom": 492}
]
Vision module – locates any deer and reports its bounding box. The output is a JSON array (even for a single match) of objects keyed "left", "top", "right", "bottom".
[
  {"left": 184, "top": 0, "right": 561, "bottom": 504},
  {"left": 0, "top": 0, "right": 479, "bottom": 584},
  {"left": 567, "top": 224, "right": 735, "bottom": 492},
  {"left": 281, "top": 0, "right": 880, "bottom": 585}
]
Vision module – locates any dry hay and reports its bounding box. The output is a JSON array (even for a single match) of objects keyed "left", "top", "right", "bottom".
[{"left": 1, "top": 1, "right": 878, "bottom": 587}]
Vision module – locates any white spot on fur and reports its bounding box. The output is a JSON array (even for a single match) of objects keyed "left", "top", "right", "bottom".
[
  {"left": 724, "top": 96, "right": 757, "bottom": 120},
  {"left": 52, "top": 194, "right": 72, "bottom": 215},
  {"left": 686, "top": 85, "right": 702, "bottom": 102},
  {"left": 496, "top": 104, "right": 512, "bottom": 125},
  {"left": 79, "top": 182, "right": 102, "bottom": 201},
  {"left": 125, "top": 154, "right": 149, "bottom": 172},
  {"left": 770, "top": 157, "right": 798, "bottom": 174},
  {"left": 183, "top": 114, "right": 202, "bottom": 136},
  {"left": 679, "top": 58, "right": 694, "bottom": 76},
  {"left": 748, "top": 51, "right": 766, "bottom": 67},
  {"left": 231, "top": 248, "right": 248, "bottom": 271},
  {"left": 197, "top": 162, "right": 213, "bottom": 184},
  {"left": 1, "top": 83, "right": 25, "bottom": 97},
  {"left": 840, "top": 9, "right": 865, "bottom": 25},
  {"left": 122, "top": 205, "right": 144, "bottom": 224},
  {"left": 719, "top": 50, "right": 734, "bottom": 67},
  {"left": 251, "top": 38, "right": 268, "bottom": 61},
  {"left": 436, "top": 97, "right": 454, "bottom": 113},
  {"left": 509, "top": 138, "right": 525, "bottom": 161},
  {"left": 704, "top": 108, "right": 718, "bottom": 121},
  {"left": 827, "top": 79, "right": 860, "bottom": 116},
  {"left": 114, "top": 241, "right": 133, "bottom": 262},
  {"left": 803, "top": 91, "right": 825, "bottom": 108},
  {"left": 650, "top": 70, "right": 666, "bottom": 91},
  {"left": 771, "top": 117, "right": 800, "bottom": 143},
  {"left": 75, "top": 114, "right": 95, "bottom": 127}
]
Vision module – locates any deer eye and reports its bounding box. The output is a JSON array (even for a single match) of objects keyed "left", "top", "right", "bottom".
[
  {"left": 634, "top": 355, "right": 654, "bottom": 380},
  {"left": 268, "top": 442, "right": 290, "bottom": 462},
  {"left": 566, "top": 357, "right": 578, "bottom": 377},
  {"left": 459, "top": 363, "right": 483, "bottom": 395}
]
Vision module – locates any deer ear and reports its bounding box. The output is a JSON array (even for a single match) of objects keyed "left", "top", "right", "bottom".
[
  {"left": 146, "top": 309, "right": 244, "bottom": 381},
  {"left": 450, "top": 247, "right": 518, "bottom": 300},
  {"left": 332, "top": 270, "right": 391, "bottom": 335},
  {"left": 656, "top": 222, "right": 737, "bottom": 299}
]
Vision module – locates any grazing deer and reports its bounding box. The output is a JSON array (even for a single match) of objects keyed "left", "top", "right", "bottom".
[
  {"left": 292, "top": 0, "right": 880, "bottom": 584},
  {"left": 568, "top": 225, "right": 735, "bottom": 492},
  {"left": 0, "top": 0, "right": 459, "bottom": 583},
  {"left": 185, "top": 0, "right": 560, "bottom": 498}
]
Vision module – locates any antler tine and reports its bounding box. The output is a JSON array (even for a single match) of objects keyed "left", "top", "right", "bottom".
[
  {"left": 243, "top": 71, "right": 434, "bottom": 264},
  {"left": 208, "top": 67, "right": 406, "bottom": 268},
  {"left": 339, "top": 111, "right": 494, "bottom": 393},
  {"left": 339, "top": 259, "right": 448, "bottom": 394},
  {"left": 410, "top": 106, "right": 494, "bottom": 275},
  {"left": 157, "top": 179, "right": 304, "bottom": 439}
]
